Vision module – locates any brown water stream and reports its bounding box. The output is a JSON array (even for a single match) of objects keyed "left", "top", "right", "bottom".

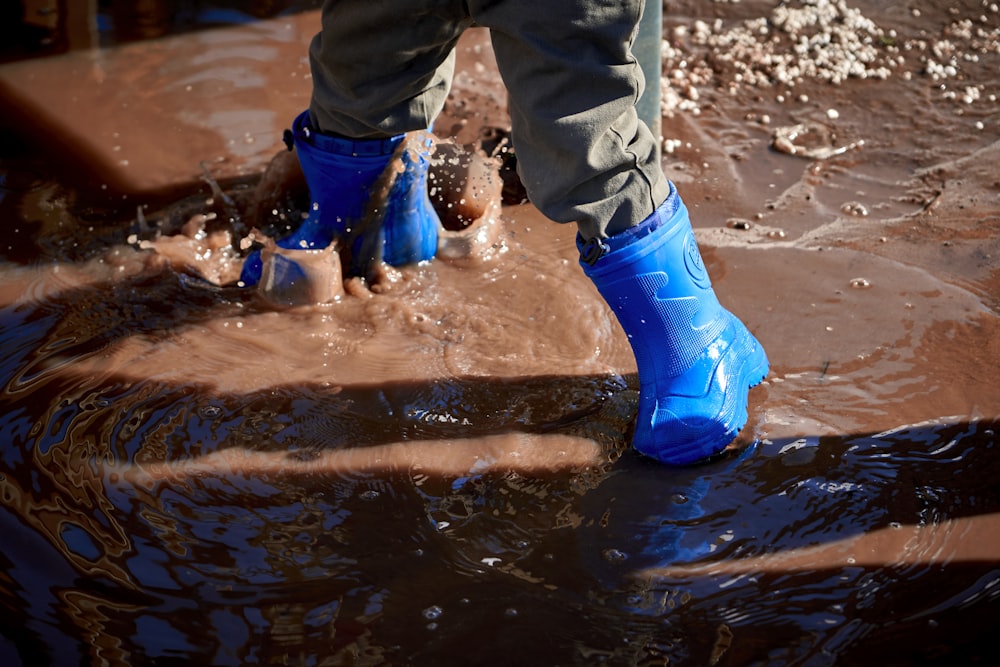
[{"left": 1, "top": 2, "right": 998, "bottom": 665}]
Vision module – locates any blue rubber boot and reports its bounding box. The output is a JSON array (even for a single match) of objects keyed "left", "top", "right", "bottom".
[
  {"left": 240, "top": 110, "right": 439, "bottom": 285},
  {"left": 579, "top": 185, "right": 769, "bottom": 465}
]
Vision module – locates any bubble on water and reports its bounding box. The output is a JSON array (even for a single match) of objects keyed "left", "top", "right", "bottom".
[
  {"left": 422, "top": 605, "right": 443, "bottom": 621},
  {"left": 602, "top": 548, "right": 629, "bottom": 563},
  {"left": 849, "top": 277, "right": 872, "bottom": 289},
  {"left": 840, "top": 201, "right": 870, "bottom": 216},
  {"left": 200, "top": 405, "right": 222, "bottom": 418}
]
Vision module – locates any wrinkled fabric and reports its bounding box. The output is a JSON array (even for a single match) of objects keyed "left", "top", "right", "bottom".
[{"left": 308, "top": 0, "right": 669, "bottom": 238}]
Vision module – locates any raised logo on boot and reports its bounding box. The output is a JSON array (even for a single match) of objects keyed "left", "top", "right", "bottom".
[{"left": 683, "top": 232, "right": 713, "bottom": 290}]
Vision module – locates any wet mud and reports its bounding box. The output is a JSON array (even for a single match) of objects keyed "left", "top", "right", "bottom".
[{"left": 1, "top": 2, "right": 999, "bottom": 665}]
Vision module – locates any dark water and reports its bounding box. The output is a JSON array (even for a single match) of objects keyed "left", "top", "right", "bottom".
[
  {"left": 3, "top": 2, "right": 1000, "bottom": 666},
  {"left": 1, "top": 284, "right": 998, "bottom": 665}
]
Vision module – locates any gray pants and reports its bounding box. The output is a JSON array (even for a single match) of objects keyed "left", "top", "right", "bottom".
[{"left": 307, "top": 0, "right": 670, "bottom": 240}]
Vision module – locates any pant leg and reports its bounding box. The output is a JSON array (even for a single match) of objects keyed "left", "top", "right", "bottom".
[
  {"left": 470, "top": 0, "right": 669, "bottom": 239},
  {"left": 308, "top": 0, "right": 471, "bottom": 138}
]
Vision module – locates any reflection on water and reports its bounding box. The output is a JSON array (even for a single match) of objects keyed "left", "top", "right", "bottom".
[{"left": 1, "top": 322, "right": 997, "bottom": 665}]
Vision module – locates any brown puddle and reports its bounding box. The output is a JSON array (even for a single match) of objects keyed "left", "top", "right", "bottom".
[{"left": 1, "top": 3, "right": 999, "bottom": 666}]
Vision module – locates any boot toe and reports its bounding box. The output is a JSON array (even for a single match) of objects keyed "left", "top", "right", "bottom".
[{"left": 635, "top": 315, "right": 769, "bottom": 465}]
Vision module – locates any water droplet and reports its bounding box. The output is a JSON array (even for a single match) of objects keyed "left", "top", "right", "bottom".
[
  {"left": 849, "top": 277, "right": 872, "bottom": 289},
  {"left": 200, "top": 405, "right": 222, "bottom": 418},
  {"left": 602, "top": 548, "right": 629, "bottom": 563},
  {"left": 840, "top": 201, "right": 869, "bottom": 217},
  {"left": 359, "top": 489, "right": 380, "bottom": 501},
  {"left": 504, "top": 608, "right": 519, "bottom": 618},
  {"left": 422, "top": 605, "right": 443, "bottom": 620}
]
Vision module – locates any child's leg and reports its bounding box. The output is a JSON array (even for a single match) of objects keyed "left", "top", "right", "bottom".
[
  {"left": 307, "top": 0, "right": 472, "bottom": 137},
  {"left": 472, "top": 0, "right": 768, "bottom": 464}
]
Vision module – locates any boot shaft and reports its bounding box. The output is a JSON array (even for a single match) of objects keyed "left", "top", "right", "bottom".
[
  {"left": 289, "top": 111, "right": 406, "bottom": 238},
  {"left": 581, "top": 190, "right": 726, "bottom": 381}
]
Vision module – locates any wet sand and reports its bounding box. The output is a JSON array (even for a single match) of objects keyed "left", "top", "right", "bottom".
[{"left": 1, "top": 2, "right": 999, "bottom": 665}]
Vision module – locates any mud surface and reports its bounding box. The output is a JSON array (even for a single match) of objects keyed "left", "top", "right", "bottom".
[{"left": 1, "top": 2, "right": 998, "bottom": 665}]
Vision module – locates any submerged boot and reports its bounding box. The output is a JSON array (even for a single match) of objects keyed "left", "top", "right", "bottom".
[
  {"left": 240, "top": 110, "right": 439, "bottom": 285},
  {"left": 579, "top": 186, "right": 769, "bottom": 465}
]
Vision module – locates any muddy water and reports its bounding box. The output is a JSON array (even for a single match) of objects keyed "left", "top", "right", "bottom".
[{"left": 1, "top": 2, "right": 999, "bottom": 666}]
